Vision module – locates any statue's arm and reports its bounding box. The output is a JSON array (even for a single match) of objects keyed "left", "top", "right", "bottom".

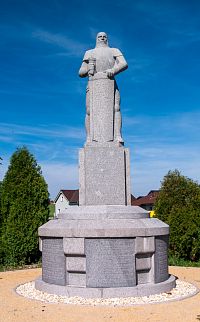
[
  {"left": 106, "top": 49, "right": 128, "bottom": 78},
  {"left": 113, "top": 55, "right": 128, "bottom": 75},
  {"left": 79, "top": 61, "right": 88, "bottom": 78}
]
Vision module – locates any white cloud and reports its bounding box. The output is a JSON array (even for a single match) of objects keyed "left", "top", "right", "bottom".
[
  {"left": 0, "top": 122, "right": 84, "bottom": 140},
  {"left": 32, "top": 30, "right": 87, "bottom": 56}
]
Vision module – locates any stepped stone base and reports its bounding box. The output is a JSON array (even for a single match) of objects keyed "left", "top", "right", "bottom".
[
  {"left": 35, "top": 275, "right": 175, "bottom": 298},
  {"left": 36, "top": 206, "right": 176, "bottom": 298}
]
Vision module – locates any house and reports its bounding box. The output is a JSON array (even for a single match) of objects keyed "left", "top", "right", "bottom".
[
  {"left": 131, "top": 190, "right": 160, "bottom": 211},
  {"left": 54, "top": 189, "right": 79, "bottom": 215}
]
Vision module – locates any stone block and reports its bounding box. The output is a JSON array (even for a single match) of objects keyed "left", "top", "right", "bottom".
[
  {"left": 63, "top": 238, "right": 85, "bottom": 255},
  {"left": 66, "top": 256, "right": 86, "bottom": 272},
  {"left": 39, "top": 237, "right": 42, "bottom": 251},
  {"left": 154, "top": 235, "right": 169, "bottom": 283},
  {"left": 57, "top": 205, "right": 149, "bottom": 220},
  {"left": 137, "top": 270, "right": 151, "bottom": 284},
  {"left": 68, "top": 272, "right": 86, "bottom": 287},
  {"left": 136, "top": 254, "right": 151, "bottom": 271},
  {"left": 85, "top": 238, "right": 136, "bottom": 288},
  {"left": 135, "top": 236, "right": 155, "bottom": 254},
  {"left": 42, "top": 238, "right": 66, "bottom": 286},
  {"left": 79, "top": 147, "right": 131, "bottom": 205}
]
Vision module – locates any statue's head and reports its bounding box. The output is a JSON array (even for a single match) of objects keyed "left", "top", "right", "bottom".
[{"left": 96, "top": 32, "right": 108, "bottom": 47}]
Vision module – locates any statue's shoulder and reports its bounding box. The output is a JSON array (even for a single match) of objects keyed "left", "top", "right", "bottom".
[
  {"left": 83, "top": 49, "right": 94, "bottom": 61},
  {"left": 111, "top": 47, "right": 123, "bottom": 57}
]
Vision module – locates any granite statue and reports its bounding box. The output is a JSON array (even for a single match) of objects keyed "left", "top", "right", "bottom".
[
  {"left": 79, "top": 32, "right": 128, "bottom": 144},
  {"left": 36, "top": 32, "right": 175, "bottom": 298}
]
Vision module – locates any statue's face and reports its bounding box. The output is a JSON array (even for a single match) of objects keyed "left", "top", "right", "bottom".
[{"left": 96, "top": 32, "right": 108, "bottom": 46}]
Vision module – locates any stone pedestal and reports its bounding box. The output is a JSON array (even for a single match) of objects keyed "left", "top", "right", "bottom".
[
  {"left": 79, "top": 146, "right": 131, "bottom": 205},
  {"left": 36, "top": 206, "right": 176, "bottom": 298}
]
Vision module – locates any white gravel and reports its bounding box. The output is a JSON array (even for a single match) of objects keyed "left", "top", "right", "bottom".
[{"left": 16, "top": 280, "right": 198, "bottom": 306}]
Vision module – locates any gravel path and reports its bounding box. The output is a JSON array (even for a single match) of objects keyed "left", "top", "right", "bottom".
[{"left": 0, "top": 266, "right": 200, "bottom": 322}]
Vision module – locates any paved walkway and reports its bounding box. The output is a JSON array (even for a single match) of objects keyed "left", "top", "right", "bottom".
[{"left": 0, "top": 266, "right": 199, "bottom": 322}]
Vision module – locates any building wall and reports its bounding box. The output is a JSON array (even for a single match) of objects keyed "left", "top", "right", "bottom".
[{"left": 55, "top": 194, "right": 70, "bottom": 215}]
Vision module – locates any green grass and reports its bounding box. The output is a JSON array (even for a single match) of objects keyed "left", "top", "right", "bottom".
[
  {"left": 49, "top": 203, "right": 55, "bottom": 218},
  {"left": 169, "top": 255, "right": 200, "bottom": 267}
]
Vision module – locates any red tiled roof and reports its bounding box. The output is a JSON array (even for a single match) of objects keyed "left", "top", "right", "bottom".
[
  {"left": 131, "top": 194, "right": 136, "bottom": 203},
  {"left": 61, "top": 189, "right": 79, "bottom": 203},
  {"left": 131, "top": 190, "right": 159, "bottom": 206},
  {"left": 70, "top": 190, "right": 79, "bottom": 203}
]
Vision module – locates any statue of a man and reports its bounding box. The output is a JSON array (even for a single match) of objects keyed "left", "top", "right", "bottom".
[{"left": 79, "top": 32, "right": 128, "bottom": 144}]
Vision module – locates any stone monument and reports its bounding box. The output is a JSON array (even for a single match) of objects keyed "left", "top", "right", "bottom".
[{"left": 35, "top": 32, "right": 176, "bottom": 298}]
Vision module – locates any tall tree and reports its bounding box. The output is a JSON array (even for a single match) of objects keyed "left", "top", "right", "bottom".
[
  {"left": 154, "top": 170, "right": 200, "bottom": 261},
  {"left": 0, "top": 157, "right": 3, "bottom": 256},
  {"left": 0, "top": 147, "right": 49, "bottom": 266}
]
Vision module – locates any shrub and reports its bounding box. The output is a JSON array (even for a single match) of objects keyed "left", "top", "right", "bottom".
[{"left": 154, "top": 170, "right": 200, "bottom": 261}]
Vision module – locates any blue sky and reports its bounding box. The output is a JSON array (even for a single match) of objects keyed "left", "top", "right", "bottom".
[{"left": 1, "top": 0, "right": 200, "bottom": 198}]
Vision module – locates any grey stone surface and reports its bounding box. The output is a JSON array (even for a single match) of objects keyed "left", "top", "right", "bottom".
[
  {"left": 39, "top": 237, "right": 42, "bottom": 251},
  {"left": 125, "top": 148, "right": 131, "bottom": 205},
  {"left": 135, "top": 236, "right": 155, "bottom": 254},
  {"left": 35, "top": 274, "right": 176, "bottom": 298},
  {"left": 37, "top": 217, "right": 172, "bottom": 295},
  {"left": 79, "top": 149, "right": 85, "bottom": 206},
  {"left": 35, "top": 276, "right": 102, "bottom": 298},
  {"left": 79, "top": 147, "right": 131, "bottom": 205},
  {"left": 136, "top": 254, "right": 151, "bottom": 271},
  {"left": 135, "top": 251, "right": 154, "bottom": 285},
  {"left": 38, "top": 217, "right": 169, "bottom": 238},
  {"left": 57, "top": 205, "right": 149, "bottom": 220},
  {"left": 68, "top": 272, "right": 86, "bottom": 287},
  {"left": 63, "top": 238, "right": 85, "bottom": 255},
  {"left": 89, "top": 73, "right": 115, "bottom": 142},
  {"left": 66, "top": 257, "right": 86, "bottom": 272},
  {"left": 136, "top": 270, "right": 151, "bottom": 284},
  {"left": 154, "top": 235, "right": 169, "bottom": 283},
  {"left": 85, "top": 238, "right": 136, "bottom": 288},
  {"left": 42, "top": 238, "right": 66, "bottom": 286}
]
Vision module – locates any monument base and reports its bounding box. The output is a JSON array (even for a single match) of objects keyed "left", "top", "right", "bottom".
[
  {"left": 35, "top": 275, "right": 175, "bottom": 298},
  {"left": 36, "top": 206, "right": 176, "bottom": 298}
]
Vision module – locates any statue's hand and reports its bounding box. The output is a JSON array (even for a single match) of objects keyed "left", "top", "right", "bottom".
[
  {"left": 106, "top": 69, "right": 114, "bottom": 78},
  {"left": 88, "top": 68, "right": 94, "bottom": 76}
]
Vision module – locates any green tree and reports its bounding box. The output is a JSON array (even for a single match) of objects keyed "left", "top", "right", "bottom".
[
  {"left": 0, "top": 157, "right": 3, "bottom": 259},
  {"left": 154, "top": 170, "right": 200, "bottom": 261},
  {"left": 0, "top": 147, "right": 49, "bottom": 266}
]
